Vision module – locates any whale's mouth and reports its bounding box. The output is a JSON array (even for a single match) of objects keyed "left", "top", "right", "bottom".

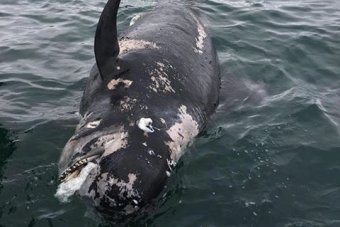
[
  {"left": 55, "top": 159, "right": 98, "bottom": 203},
  {"left": 59, "top": 154, "right": 100, "bottom": 182}
]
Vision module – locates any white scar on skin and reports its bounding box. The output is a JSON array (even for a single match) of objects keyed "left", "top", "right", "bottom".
[
  {"left": 119, "top": 39, "right": 159, "bottom": 55},
  {"left": 107, "top": 78, "right": 133, "bottom": 90},
  {"left": 130, "top": 14, "right": 142, "bottom": 26},
  {"left": 85, "top": 119, "right": 101, "bottom": 129},
  {"left": 149, "top": 63, "right": 175, "bottom": 93},
  {"left": 191, "top": 14, "right": 207, "bottom": 54},
  {"left": 165, "top": 105, "right": 199, "bottom": 161}
]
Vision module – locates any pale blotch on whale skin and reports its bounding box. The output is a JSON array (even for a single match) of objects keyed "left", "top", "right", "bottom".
[
  {"left": 107, "top": 78, "right": 133, "bottom": 90},
  {"left": 156, "top": 62, "right": 165, "bottom": 68},
  {"left": 87, "top": 172, "right": 140, "bottom": 214},
  {"left": 119, "top": 96, "right": 137, "bottom": 112},
  {"left": 85, "top": 119, "right": 102, "bottom": 129},
  {"left": 119, "top": 39, "right": 159, "bottom": 55},
  {"left": 149, "top": 62, "right": 175, "bottom": 94},
  {"left": 191, "top": 13, "right": 207, "bottom": 54},
  {"left": 101, "top": 130, "right": 129, "bottom": 157},
  {"left": 165, "top": 105, "right": 199, "bottom": 161},
  {"left": 150, "top": 74, "right": 175, "bottom": 93}
]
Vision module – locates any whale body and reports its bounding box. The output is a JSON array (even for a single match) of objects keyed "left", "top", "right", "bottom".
[{"left": 56, "top": 0, "right": 220, "bottom": 220}]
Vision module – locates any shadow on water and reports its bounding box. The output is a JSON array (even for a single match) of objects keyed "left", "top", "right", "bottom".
[{"left": 0, "top": 124, "right": 16, "bottom": 219}]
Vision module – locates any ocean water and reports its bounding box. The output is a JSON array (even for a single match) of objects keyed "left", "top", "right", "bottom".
[{"left": 1, "top": 0, "right": 340, "bottom": 226}]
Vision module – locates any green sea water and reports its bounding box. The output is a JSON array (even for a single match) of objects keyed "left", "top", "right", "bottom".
[{"left": 1, "top": 0, "right": 340, "bottom": 226}]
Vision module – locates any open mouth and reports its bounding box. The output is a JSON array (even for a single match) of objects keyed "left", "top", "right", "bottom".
[
  {"left": 59, "top": 151, "right": 103, "bottom": 182},
  {"left": 56, "top": 155, "right": 100, "bottom": 203},
  {"left": 59, "top": 158, "right": 89, "bottom": 182}
]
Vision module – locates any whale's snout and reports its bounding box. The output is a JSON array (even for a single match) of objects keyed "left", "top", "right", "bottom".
[
  {"left": 56, "top": 114, "right": 173, "bottom": 217},
  {"left": 56, "top": 112, "right": 130, "bottom": 203}
]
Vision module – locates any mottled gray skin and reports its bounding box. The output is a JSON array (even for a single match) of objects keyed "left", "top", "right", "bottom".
[{"left": 58, "top": 0, "right": 220, "bottom": 220}]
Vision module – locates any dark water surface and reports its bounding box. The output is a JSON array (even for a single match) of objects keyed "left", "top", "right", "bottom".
[{"left": 1, "top": 0, "right": 340, "bottom": 226}]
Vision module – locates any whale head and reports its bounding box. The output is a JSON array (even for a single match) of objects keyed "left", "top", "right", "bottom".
[{"left": 56, "top": 109, "right": 174, "bottom": 219}]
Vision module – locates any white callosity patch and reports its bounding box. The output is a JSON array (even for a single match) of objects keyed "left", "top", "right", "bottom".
[
  {"left": 137, "top": 118, "right": 155, "bottom": 133},
  {"left": 85, "top": 119, "right": 101, "bottom": 129},
  {"left": 119, "top": 39, "right": 159, "bottom": 55},
  {"left": 191, "top": 14, "right": 207, "bottom": 54},
  {"left": 120, "top": 96, "right": 137, "bottom": 111},
  {"left": 107, "top": 78, "right": 133, "bottom": 90},
  {"left": 165, "top": 105, "right": 199, "bottom": 161},
  {"left": 129, "top": 14, "right": 142, "bottom": 26},
  {"left": 101, "top": 130, "right": 128, "bottom": 157},
  {"left": 149, "top": 62, "right": 175, "bottom": 93},
  {"left": 55, "top": 162, "right": 97, "bottom": 203}
]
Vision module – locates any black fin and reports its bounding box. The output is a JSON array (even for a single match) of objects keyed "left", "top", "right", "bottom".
[{"left": 94, "top": 0, "right": 121, "bottom": 80}]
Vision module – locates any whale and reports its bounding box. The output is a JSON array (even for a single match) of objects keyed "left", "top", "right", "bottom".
[{"left": 56, "top": 0, "right": 220, "bottom": 220}]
